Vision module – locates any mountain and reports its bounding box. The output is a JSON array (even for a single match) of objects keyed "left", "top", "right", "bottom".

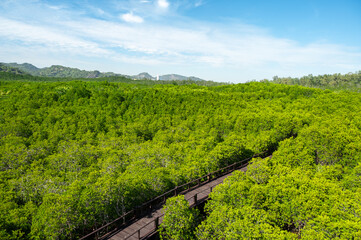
[
  {"left": 131, "top": 72, "right": 204, "bottom": 81},
  {"left": 2, "top": 63, "right": 121, "bottom": 78},
  {"left": 159, "top": 74, "right": 203, "bottom": 81},
  {"left": 1, "top": 62, "right": 205, "bottom": 81},
  {"left": 37, "top": 65, "right": 121, "bottom": 78},
  {"left": 0, "top": 63, "right": 28, "bottom": 75},
  {"left": 4, "top": 62, "right": 39, "bottom": 75},
  {"left": 131, "top": 72, "right": 155, "bottom": 80}
]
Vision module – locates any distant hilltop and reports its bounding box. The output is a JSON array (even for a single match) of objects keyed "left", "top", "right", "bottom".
[
  {"left": 131, "top": 72, "right": 203, "bottom": 81},
  {"left": 1, "top": 62, "right": 205, "bottom": 81}
]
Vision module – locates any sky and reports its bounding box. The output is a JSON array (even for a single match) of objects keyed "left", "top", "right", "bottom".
[{"left": 0, "top": 0, "right": 360, "bottom": 83}]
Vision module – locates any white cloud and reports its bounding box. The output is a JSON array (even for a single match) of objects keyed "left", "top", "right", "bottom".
[
  {"left": 157, "top": 0, "right": 169, "bottom": 8},
  {"left": 121, "top": 12, "right": 144, "bottom": 23},
  {"left": 194, "top": 0, "right": 203, "bottom": 7},
  {"left": 0, "top": 17, "right": 108, "bottom": 55},
  {"left": 46, "top": 4, "right": 65, "bottom": 11},
  {"left": 72, "top": 18, "right": 360, "bottom": 69}
]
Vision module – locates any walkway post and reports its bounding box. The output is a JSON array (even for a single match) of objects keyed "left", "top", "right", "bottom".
[{"left": 155, "top": 217, "right": 159, "bottom": 229}]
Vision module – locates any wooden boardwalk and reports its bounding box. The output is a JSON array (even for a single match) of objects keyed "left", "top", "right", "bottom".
[
  {"left": 79, "top": 153, "right": 270, "bottom": 240},
  {"left": 108, "top": 165, "right": 248, "bottom": 240}
]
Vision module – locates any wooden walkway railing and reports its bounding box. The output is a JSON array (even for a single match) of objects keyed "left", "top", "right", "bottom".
[
  {"left": 79, "top": 151, "right": 268, "bottom": 240},
  {"left": 123, "top": 179, "right": 217, "bottom": 240}
]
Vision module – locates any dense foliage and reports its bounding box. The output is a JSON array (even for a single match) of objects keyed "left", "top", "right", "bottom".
[
  {"left": 159, "top": 196, "right": 200, "bottom": 240},
  {"left": 2, "top": 70, "right": 361, "bottom": 239},
  {"left": 160, "top": 82, "right": 361, "bottom": 239},
  {"left": 0, "top": 76, "right": 308, "bottom": 239}
]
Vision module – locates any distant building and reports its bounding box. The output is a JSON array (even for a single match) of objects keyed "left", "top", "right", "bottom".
[{"left": 156, "top": 75, "right": 159, "bottom": 81}]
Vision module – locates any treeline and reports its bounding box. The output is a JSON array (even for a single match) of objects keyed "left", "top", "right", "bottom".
[
  {"left": 0, "top": 77, "right": 321, "bottom": 239},
  {"left": 270, "top": 70, "right": 361, "bottom": 91}
]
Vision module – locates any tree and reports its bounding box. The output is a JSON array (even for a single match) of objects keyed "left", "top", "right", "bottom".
[{"left": 159, "top": 196, "right": 200, "bottom": 240}]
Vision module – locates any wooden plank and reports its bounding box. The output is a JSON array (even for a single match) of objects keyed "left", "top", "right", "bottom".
[{"left": 109, "top": 235, "right": 123, "bottom": 240}]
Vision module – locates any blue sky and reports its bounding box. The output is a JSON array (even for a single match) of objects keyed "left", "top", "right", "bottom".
[{"left": 0, "top": 0, "right": 360, "bottom": 82}]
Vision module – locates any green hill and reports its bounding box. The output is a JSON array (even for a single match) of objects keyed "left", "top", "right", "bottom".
[
  {"left": 0, "top": 63, "right": 28, "bottom": 75},
  {"left": 38, "top": 65, "right": 120, "bottom": 78},
  {"left": 2, "top": 62, "right": 121, "bottom": 78},
  {"left": 1, "top": 62, "right": 206, "bottom": 81},
  {"left": 3, "top": 62, "right": 40, "bottom": 75}
]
